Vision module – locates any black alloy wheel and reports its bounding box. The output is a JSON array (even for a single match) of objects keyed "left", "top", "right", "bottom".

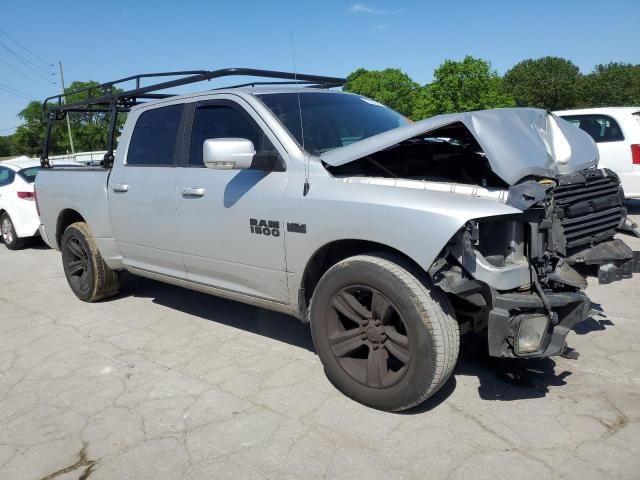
[
  {"left": 309, "top": 254, "right": 460, "bottom": 411},
  {"left": 60, "top": 222, "right": 121, "bottom": 302},
  {"left": 327, "top": 285, "right": 411, "bottom": 388},
  {"left": 63, "top": 234, "right": 92, "bottom": 296}
]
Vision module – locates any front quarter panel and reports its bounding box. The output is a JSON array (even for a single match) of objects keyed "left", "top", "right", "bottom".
[{"left": 285, "top": 163, "right": 523, "bottom": 295}]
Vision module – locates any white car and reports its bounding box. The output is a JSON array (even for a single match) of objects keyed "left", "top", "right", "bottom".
[
  {"left": 554, "top": 107, "right": 640, "bottom": 198},
  {"left": 0, "top": 156, "right": 78, "bottom": 249}
]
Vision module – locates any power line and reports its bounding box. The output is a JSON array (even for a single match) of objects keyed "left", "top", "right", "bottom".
[
  {"left": 0, "top": 84, "right": 33, "bottom": 100},
  {"left": 0, "top": 124, "right": 26, "bottom": 132},
  {"left": 0, "top": 82, "right": 37, "bottom": 100},
  {"left": 0, "top": 40, "right": 53, "bottom": 76},
  {"left": 0, "top": 28, "right": 52, "bottom": 67},
  {"left": 0, "top": 42, "right": 56, "bottom": 84},
  {"left": 0, "top": 56, "right": 52, "bottom": 88}
]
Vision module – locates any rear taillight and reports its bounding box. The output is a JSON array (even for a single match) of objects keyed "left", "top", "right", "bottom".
[
  {"left": 17, "top": 191, "right": 36, "bottom": 201},
  {"left": 632, "top": 144, "right": 640, "bottom": 165}
]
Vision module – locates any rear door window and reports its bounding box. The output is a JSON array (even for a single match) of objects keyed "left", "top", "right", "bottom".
[
  {"left": 0, "top": 167, "right": 15, "bottom": 187},
  {"left": 127, "top": 104, "right": 185, "bottom": 166},
  {"left": 561, "top": 114, "right": 625, "bottom": 143}
]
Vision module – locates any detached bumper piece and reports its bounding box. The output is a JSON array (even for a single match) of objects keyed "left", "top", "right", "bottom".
[
  {"left": 565, "top": 239, "right": 639, "bottom": 284},
  {"left": 488, "top": 290, "right": 590, "bottom": 359}
]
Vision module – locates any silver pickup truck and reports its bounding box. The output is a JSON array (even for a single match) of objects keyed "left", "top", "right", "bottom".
[{"left": 36, "top": 69, "right": 638, "bottom": 411}]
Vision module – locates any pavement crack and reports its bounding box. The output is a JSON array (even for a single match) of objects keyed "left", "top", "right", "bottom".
[
  {"left": 38, "top": 442, "right": 96, "bottom": 480},
  {"left": 599, "top": 396, "right": 629, "bottom": 438}
]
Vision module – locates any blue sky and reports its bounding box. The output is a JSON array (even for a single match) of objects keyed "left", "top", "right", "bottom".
[{"left": 1, "top": 0, "right": 639, "bottom": 134}]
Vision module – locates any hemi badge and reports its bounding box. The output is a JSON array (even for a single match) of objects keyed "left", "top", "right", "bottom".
[{"left": 287, "top": 223, "right": 307, "bottom": 234}]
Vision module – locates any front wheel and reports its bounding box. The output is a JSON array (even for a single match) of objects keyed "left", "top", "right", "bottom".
[
  {"left": 61, "top": 222, "right": 121, "bottom": 302},
  {"left": 309, "top": 254, "right": 459, "bottom": 411}
]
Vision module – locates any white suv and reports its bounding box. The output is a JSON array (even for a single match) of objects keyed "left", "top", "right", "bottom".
[{"left": 555, "top": 107, "right": 640, "bottom": 198}]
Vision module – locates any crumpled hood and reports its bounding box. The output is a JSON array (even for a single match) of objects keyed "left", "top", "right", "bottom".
[{"left": 321, "top": 107, "right": 598, "bottom": 185}]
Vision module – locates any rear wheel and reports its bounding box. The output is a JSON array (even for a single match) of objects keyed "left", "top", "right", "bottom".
[
  {"left": 1, "top": 213, "right": 26, "bottom": 250},
  {"left": 61, "top": 222, "right": 120, "bottom": 302},
  {"left": 309, "top": 254, "right": 459, "bottom": 411}
]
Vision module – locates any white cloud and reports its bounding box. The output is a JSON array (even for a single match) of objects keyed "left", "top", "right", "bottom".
[
  {"left": 349, "top": 3, "right": 387, "bottom": 14},
  {"left": 371, "top": 24, "right": 388, "bottom": 31}
]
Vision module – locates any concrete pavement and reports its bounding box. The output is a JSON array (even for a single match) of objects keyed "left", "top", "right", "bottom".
[{"left": 0, "top": 202, "right": 639, "bottom": 480}]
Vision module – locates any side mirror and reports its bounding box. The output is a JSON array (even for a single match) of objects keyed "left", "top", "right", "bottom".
[{"left": 203, "top": 138, "right": 255, "bottom": 170}]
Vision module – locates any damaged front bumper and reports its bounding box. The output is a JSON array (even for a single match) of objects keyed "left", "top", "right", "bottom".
[
  {"left": 485, "top": 170, "right": 639, "bottom": 358},
  {"left": 488, "top": 290, "right": 590, "bottom": 358},
  {"left": 436, "top": 167, "right": 639, "bottom": 359},
  {"left": 481, "top": 235, "right": 639, "bottom": 359}
]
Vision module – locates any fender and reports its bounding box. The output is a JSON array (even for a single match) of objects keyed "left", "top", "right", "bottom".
[{"left": 284, "top": 173, "right": 523, "bottom": 300}]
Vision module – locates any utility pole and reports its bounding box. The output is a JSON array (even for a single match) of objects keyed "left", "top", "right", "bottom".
[{"left": 58, "top": 60, "right": 75, "bottom": 156}]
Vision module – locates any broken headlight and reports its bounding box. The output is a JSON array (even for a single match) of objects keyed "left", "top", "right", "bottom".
[{"left": 514, "top": 314, "right": 550, "bottom": 355}]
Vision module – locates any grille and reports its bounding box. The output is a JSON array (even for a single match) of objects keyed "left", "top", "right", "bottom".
[{"left": 551, "top": 170, "right": 624, "bottom": 251}]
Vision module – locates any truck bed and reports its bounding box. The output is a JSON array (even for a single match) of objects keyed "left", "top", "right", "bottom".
[{"left": 36, "top": 168, "right": 112, "bottom": 251}]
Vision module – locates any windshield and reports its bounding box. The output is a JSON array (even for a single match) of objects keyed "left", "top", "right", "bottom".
[
  {"left": 258, "top": 92, "right": 408, "bottom": 155},
  {"left": 17, "top": 167, "right": 40, "bottom": 183}
]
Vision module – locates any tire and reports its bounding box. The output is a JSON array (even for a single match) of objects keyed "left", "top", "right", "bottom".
[
  {"left": 1, "top": 212, "right": 26, "bottom": 250},
  {"left": 309, "top": 253, "right": 459, "bottom": 412},
  {"left": 60, "top": 222, "right": 121, "bottom": 302}
]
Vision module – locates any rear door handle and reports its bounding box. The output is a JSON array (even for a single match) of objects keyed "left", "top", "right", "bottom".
[
  {"left": 112, "top": 184, "right": 129, "bottom": 193},
  {"left": 182, "top": 187, "right": 206, "bottom": 197}
]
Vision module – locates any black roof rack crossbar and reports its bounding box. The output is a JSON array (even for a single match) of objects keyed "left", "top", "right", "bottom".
[
  {"left": 215, "top": 80, "right": 344, "bottom": 90},
  {"left": 40, "top": 67, "right": 346, "bottom": 168},
  {"left": 43, "top": 67, "right": 346, "bottom": 114}
]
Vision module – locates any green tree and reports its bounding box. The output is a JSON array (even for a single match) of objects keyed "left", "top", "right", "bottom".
[
  {"left": 6, "top": 80, "right": 125, "bottom": 157},
  {"left": 0, "top": 134, "right": 16, "bottom": 157},
  {"left": 504, "top": 57, "right": 581, "bottom": 110},
  {"left": 580, "top": 62, "right": 640, "bottom": 107},
  {"left": 410, "top": 88, "right": 438, "bottom": 121},
  {"left": 423, "top": 56, "right": 514, "bottom": 116},
  {"left": 344, "top": 68, "right": 422, "bottom": 118},
  {"left": 63, "top": 80, "right": 125, "bottom": 152},
  {"left": 344, "top": 58, "right": 514, "bottom": 121},
  {"left": 11, "top": 100, "right": 61, "bottom": 157}
]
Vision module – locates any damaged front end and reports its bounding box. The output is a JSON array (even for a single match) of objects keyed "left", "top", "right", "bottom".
[
  {"left": 432, "top": 168, "right": 638, "bottom": 358},
  {"left": 323, "top": 107, "right": 638, "bottom": 359}
]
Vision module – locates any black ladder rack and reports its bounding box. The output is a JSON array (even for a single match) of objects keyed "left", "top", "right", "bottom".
[{"left": 40, "top": 67, "right": 346, "bottom": 168}]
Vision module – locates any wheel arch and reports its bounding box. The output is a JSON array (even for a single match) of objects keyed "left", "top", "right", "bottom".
[
  {"left": 299, "top": 239, "right": 428, "bottom": 318},
  {"left": 0, "top": 208, "right": 9, "bottom": 231},
  {"left": 0, "top": 208, "right": 15, "bottom": 228},
  {"left": 56, "top": 209, "right": 86, "bottom": 248},
  {"left": 0, "top": 207, "right": 14, "bottom": 220}
]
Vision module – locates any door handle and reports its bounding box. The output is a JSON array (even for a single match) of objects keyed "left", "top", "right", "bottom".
[
  {"left": 182, "top": 187, "right": 206, "bottom": 197},
  {"left": 112, "top": 184, "right": 129, "bottom": 193}
]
